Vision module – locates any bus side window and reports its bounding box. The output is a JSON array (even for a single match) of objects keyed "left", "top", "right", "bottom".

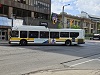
[
  {"left": 40, "top": 31, "right": 49, "bottom": 38},
  {"left": 50, "top": 32, "right": 59, "bottom": 38},
  {"left": 60, "top": 32, "right": 69, "bottom": 37},
  {"left": 29, "top": 31, "right": 38, "bottom": 38},
  {"left": 70, "top": 32, "right": 79, "bottom": 38},
  {"left": 11, "top": 31, "right": 19, "bottom": 37},
  {"left": 20, "top": 31, "right": 27, "bottom": 38}
]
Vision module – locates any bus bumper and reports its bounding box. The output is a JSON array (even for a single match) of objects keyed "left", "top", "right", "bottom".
[
  {"left": 9, "top": 41, "right": 20, "bottom": 44},
  {"left": 78, "top": 42, "right": 85, "bottom": 44},
  {"left": 77, "top": 39, "right": 85, "bottom": 44}
]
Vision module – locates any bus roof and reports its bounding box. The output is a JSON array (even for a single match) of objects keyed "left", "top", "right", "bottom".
[
  {"left": 12, "top": 26, "right": 84, "bottom": 32},
  {"left": 12, "top": 26, "right": 48, "bottom": 31},
  {"left": 50, "top": 29, "right": 83, "bottom": 32}
]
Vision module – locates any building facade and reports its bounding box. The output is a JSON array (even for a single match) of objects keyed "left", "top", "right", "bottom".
[
  {"left": 0, "top": 0, "right": 51, "bottom": 19},
  {"left": 78, "top": 11, "right": 100, "bottom": 33},
  {"left": 0, "top": 25, "right": 11, "bottom": 41},
  {"left": 0, "top": 0, "right": 51, "bottom": 40},
  {"left": 58, "top": 13, "right": 100, "bottom": 34}
]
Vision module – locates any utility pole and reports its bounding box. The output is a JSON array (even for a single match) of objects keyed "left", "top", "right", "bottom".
[
  {"left": 62, "top": 4, "right": 70, "bottom": 28},
  {"left": 10, "top": 13, "right": 13, "bottom": 33},
  {"left": 11, "top": 13, "right": 16, "bottom": 28},
  {"left": 62, "top": 6, "right": 64, "bottom": 28}
]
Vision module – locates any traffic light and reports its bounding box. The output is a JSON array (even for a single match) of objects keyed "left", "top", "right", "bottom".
[
  {"left": 70, "top": 19, "right": 74, "bottom": 27},
  {"left": 53, "top": 19, "right": 56, "bottom": 24},
  {"left": 52, "top": 13, "right": 58, "bottom": 25}
]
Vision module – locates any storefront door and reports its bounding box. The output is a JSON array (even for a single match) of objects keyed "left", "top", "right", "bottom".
[{"left": 0, "top": 30, "right": 7, "bottom": 40}]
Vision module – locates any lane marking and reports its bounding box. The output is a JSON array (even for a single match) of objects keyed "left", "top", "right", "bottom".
[{"left": 70, "top": 59, "right": 99, "bottom": 67}]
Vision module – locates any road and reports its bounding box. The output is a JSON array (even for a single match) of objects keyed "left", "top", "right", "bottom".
[{"left": 0, "top": 40, "right": 100, "bottom": 75}]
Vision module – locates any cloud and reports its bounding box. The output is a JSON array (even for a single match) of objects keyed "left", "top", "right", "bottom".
[
  {"left": 51, "top": 0, "right": 100, "bottom": 16},
  {"left": 51, "top": 0, "right": 73, "bottom": 14},
  {"left": 75, "top": 0, "right": 100, "bottom": 16}
]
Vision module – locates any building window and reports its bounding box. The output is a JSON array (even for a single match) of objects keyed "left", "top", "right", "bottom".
[
  {"left": 13, "top": 8, "right": 31, "bottom": 17},
  {"left": 2, "top": 37, "right": 5, "bottom": 40},
  {"left": 91, "top": 24, "right": 94, "bottom": 28},
  {"left": 0, "top": 5, "right": 8, "bottom": 15},
  {"left": 2, "top": 32, "right": 5, "bottom": 35},
  {"left": 36, "top": 0, "right": 38, "bottom": 6},
  {"left": 23, "top": 0, "right": 26, "bottom": 4},
  {"left": 91, "top": 29, "right": 93, "bottom": 33},
  {"left": 85, "top": 29, "right": 88, "bottom": 33},
  {"left": 34, "top": 0, "right": 36, "bottom": 5},
  {"left": 75, "top": 21, "right": 77, "bottom": 25},
  {"left": 33, "top": 0, "right": 49, "bottom": 10},
  {"left": 78, "top": 22, "right": 81, "bottom": 26},
  {"left": 0, "top": 32, "right": 1, "bottom": 35},
  {"left": 26, "top": 0, "right": 30, "bottom": 5}
]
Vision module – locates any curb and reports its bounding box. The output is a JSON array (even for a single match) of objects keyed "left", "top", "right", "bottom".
[{"left": 0, "top": 41, "right": 9, "bottom": 44}]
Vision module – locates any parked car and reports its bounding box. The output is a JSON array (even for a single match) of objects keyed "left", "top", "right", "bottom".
[{"left": 90, "top": 34, "right": 100, "bottom": 40}]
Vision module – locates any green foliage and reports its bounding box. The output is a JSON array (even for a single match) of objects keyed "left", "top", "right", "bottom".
[
  {"left": 71, "top": 25, "right": 80, "bottom": 29},
  {"left": 58, "top": 23, "right": 62, "bottom": 29}
]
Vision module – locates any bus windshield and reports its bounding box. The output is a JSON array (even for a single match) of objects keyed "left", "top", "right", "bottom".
[{"left": 11, "top": 31, "right": 19, "bottom": 37}]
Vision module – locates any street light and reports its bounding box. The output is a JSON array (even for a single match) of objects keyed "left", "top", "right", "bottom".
[{"left": 62, "top": 4, "right": 70, "bottom": 28}]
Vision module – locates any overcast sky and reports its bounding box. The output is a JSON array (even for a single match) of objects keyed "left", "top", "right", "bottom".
[{"left": 51, "top": 0, "right": 100, "bottom": 16}]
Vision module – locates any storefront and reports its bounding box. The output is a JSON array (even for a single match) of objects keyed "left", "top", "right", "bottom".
[
  {"left": 0, "top": 26, "right": 11, "bottom": 40},
  {"left": 0, "top": 16, "right": 11, "bottom": 40}
]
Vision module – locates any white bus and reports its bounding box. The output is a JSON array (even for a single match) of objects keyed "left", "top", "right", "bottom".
[{"left": 9, "top": 26, "right": 85, "bottom": 46}]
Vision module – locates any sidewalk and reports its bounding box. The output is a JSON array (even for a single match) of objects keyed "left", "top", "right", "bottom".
[
  {"left": 86, "top": 40, "right": 100, "bottom": 43},
  {"left": 0, "top": 40, "right": 9, "bottom": 44},
  {"left": 29, "top": 69, "right": 100, "bottom": 75}
]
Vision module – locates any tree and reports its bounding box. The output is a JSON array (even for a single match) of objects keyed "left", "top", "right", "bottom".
[
  {"left": 58, "top": 22, "right": 62, "bottom": 29},
  {"left": 71, "top": 25, "right": 80, "bottom": 29}
]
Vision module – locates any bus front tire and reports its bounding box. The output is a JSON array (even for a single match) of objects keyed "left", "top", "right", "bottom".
[
  {"left": 65, "top": 40, "right": 71, "bottom": 46},
  {"left": 20, "top": 40, "right": 27, "bottom": 46}
]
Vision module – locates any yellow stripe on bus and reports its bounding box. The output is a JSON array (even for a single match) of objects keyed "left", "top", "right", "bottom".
[
  {"left": 55, "top": 38, "right": 72, "bottom": 42},
  {"left": 10, "top": 38, "right": 34, "bottom": 41}
]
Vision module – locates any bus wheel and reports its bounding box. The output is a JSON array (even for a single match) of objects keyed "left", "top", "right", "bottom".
[
  {"left": 20, "top": 40, "right": 27, "bottom": 46},
  {"left": 65, "top": 40, "right": 71, "bottom": 46}
]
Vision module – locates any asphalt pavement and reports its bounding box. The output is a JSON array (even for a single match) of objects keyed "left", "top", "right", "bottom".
[{"left": 0, "top": 40, "right": 100, "bottom": 75}]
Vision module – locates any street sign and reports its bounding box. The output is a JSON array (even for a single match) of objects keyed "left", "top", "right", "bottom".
[{"left": 39, "top": 22, "right": 48, "bottom": 28}]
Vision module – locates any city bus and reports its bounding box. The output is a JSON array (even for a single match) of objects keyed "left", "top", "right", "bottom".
[{"left": 9, "top": 26, "right": 85, "bottom": 46}]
